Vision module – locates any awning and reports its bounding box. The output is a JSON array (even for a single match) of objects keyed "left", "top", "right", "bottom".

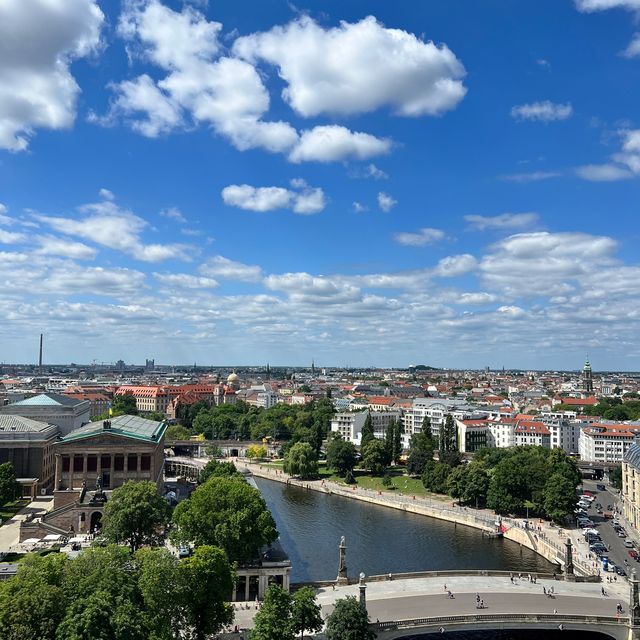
[
  {"left": 42, "top": 534, "right": 62, "bottom": 542},
  {"left": 21, "top": 538, "right": 41, "bottom": 545}
]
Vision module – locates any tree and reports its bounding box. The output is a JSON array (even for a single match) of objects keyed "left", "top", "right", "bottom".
[
  {"left": 179, "top": 546, "right": 234, "bottom": 640},
  {"left": 172, "top": 476, "right": 277, "bottom": 563},
  {"left": 361, "top": 439, "right": 388, "bottom": 476},
  {"left": 360, "top": 413, "right": 375, "bottom": 451},
  {"left": 284, "top": 442, "right": 319, "bottom": 479},
  {"left": 251, "top": 585, "right": 294, "bottom": 640},
  {"left": 610, "top": 464, "right": 623, "bottom": 490},
  {"left": 462, "top": 463, "right": 490, "bottom": 507},
  {"left": 199, "top": 459, "right": 241, "bottom": 484},
  {"left": 392, "top": 420, "right": 403, "bottom": 465},
  {"left": 247, "top": 444, "right": 268, "bottom": 459},
  {"left": 0, "top": 462, "right": 21, "bottom": 507},
  {"left": 291, "top": 586, "right": 323, "bottom": 640},
  {"left": 0, "top": 553, "right": 68, "bottom": 640},
  {"left": 324, "top": 596, "right": 375, "bottom": 640},
  {"left": 446, "top": 464, "right": 469, "bottom": 501},
  {"left": 102, "top": 481, "right": 170, "bottom": 553},
  {"left": 543, "top": 473, "right": 578, "bottom": 522},
  {"left": 406, "top": 431, "right": 434, "bottom": 477},
  {"left": 384, "top": 420, "right": 395, "bottom": 466},
  {"left": 439, "top": 415, "right": 457, "bottom": 456},
  {"left": 407, "top": 449, "right": 432, "bottom": 477},
  {"left": 165, "top": 424, "right": 191, "bottom": 440},
  {"left": 421, "top": 461, "right": 451, "bottom": 494},
  {"left": 113, "top": 394, "right": 138, "bottom": 415},
  {"left": 326, "top": 437, "right": 357, "bottom": 478}
]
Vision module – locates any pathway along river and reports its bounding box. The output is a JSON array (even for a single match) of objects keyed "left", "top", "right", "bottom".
[{"left": 254, "top": 477, "right": 557, "bottom": 583}]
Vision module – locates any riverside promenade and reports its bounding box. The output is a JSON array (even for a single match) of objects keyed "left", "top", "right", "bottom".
[{"left": 238, "top": 461, "right": 598, "bottom": 577}]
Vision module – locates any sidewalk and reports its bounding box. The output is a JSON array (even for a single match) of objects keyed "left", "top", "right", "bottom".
[{"left": 0, "top": 497, "right": 54, "bottom": 552}]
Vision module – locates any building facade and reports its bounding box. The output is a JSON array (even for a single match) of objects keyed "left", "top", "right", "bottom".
[{"left": 623, "top": 441, "right": 640, "bottom": 531}]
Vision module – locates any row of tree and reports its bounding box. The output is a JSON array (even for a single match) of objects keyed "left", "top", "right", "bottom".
[
  {"left": 0, "top": 544, "right": 234, "bottom": 640},
  {"left": 419, "top": 446, "right": 581, "bottom": 521}
]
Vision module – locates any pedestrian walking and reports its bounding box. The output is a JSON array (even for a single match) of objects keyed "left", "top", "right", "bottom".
[
  {"left": 554, "top": 609, "right": 558, "bottom": 614},
  {"left": 602, "top": 587, "right": 606, "bottom": 596},
  {"left": 480, "top": 599, "right": 484, "bottom": 609},
  {"left": 543, "top": 586, "right": 546, "bottom": 595}
]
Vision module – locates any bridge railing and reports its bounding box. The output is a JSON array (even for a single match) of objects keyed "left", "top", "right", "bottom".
[{"left": 375, "top": 612, "right": 627, "bottom": 631}]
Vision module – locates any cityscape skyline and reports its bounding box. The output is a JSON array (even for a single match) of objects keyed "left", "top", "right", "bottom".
[{"left": 2, "top": 0, "right": 640, "bottom": 368}]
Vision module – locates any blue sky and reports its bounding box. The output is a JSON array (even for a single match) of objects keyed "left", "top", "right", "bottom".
[{"left": 1, "top": 0, "right": 640, "bottom": 369}]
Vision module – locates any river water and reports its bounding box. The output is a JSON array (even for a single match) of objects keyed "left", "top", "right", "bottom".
[{"left": 254, "top": 477, "right": 557, "bottom": 583}]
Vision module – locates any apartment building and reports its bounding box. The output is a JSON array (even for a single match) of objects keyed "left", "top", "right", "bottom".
[
  {"left": 330, "top": 410, "right": 402, "bottom": 446},
  {"left": 514, "top": 421, "right": 551, "bottom": 448},
  {"left": 579, "top": 423, "right": 640, "bottom": 463},
  {"left": 115, "top": 385, "right": 179, "bottom": 414}
]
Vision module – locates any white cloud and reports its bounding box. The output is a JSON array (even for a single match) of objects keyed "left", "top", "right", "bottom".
[
  {"left": 377, "top": 192, "right": 397, "bottom": 212},
  {"left": 394, "top": 227, "right": 445, "bottom": 246},
  {"left": 575, "top": 0, "right": 640, "bottom": 11},
  {"left": 464, "top": 213, "right": 539, "bottom": 231},
  {"left": 433, "top": 254, "right": 478, "bottom": 277},
  {"left": 199, "top": 255, "right": 262, "bottom": 281},
  {"left": 264, "top": 272, "right": 361, "bottom": 304},
  {"left": 153, "top": 273, "right": 218, "bottom": 289},
  {"left": 353, "top": 202, "right": 368, "bottom": 213},
  {"left": 511, "top": 101, "right": 573, "bottom": 122},
  {"left": 0, "top": 0, "right": 104, "bottom": 151},
  {"left": 576, "top": 129, "right": 640, "bottom": 181},
  {"left": 456, "top": 292, "right": 498, "bottom": 305},
  {"left": 0, "top": 230, "right": 25, "bottom": 244},
  {"left": 221, "top": 182, "right": 326, "bottom": 214},
  {"left": 499, "top": 171, "right": 561, "bottom": 183},
  {"left": 160, "top": 207, "right": 187, "bottom": 223},
  {"left": 233, "top": 15, "right": 467, "bottom": 118},
  {"left": 105, "top": 0, "right": 298, "bottom": 154},
  {"left": 289, "top": 126, "right": 391, "bottom": 163},
  {"left": 35, "top": 196, "right": 190, "bottom": 262},
  {"left": 36, "top": 236, "right": 97, "bottom": 260},
  {"left": 622, "top": 33, "right": 640, "bottom": 57},
  {"left": 99, "top": 188, "right": 115, "bottom": 201},
  {"left": 366, "top": 164, "right": 388, "bottom": 180}
]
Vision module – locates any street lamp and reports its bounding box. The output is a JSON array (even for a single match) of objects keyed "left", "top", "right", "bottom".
[{"left": 359, "top": 572, "right": 367, "bottom": 609}]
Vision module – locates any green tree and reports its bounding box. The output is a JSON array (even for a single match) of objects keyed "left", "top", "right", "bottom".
[
  {"left": 361, "top": 439, "right": 387, "bottom": 476},
  {"left": 165, "top": 424, "right": 191, "bottom": 440},
  {"left": 543, "top": 472, "right": 578, "bottom": 522},
  {"left": 326, "top": 437, "right": 358, "bottom": 478},
  {"left": 446, "top": 464, "right": 469, "bottom": 500},
  {"left": 486, "top": 456, "right": 527, "bottom": 514},
  {"left": 610, "top": 465, "right": 623, "bottom": 490},
  {"left": 439, "top": 415, "right": 458, "bottom": 456},
  {"left": 406, "top": 431, "right": 434, "bottom": 476},
  {"left": 179, "top": 546, "right": 234, "bottom": 640},
  {"left": 0, "top": 462, "right": 21, "bottom": 507},
  {"left": 291, "top": 586, "right": 323, "bottom": 640},
  {"left": 325, "top": 596, "right": 375, "bottom": 640},
  {"left": 0, "top": 553, "right": 68, "bottom": 640},
  {"left": 251, "top": 585, "right": 294, "bottom": 640},
  {"left": 392, "top": 420, "right": 403, "bottom": 465},
  {"left": 102, "top": 481, "right": 170, "bottom": 553},
  {"left": 421, "top": 461, "right": 452, "bottom": 494},
  {"left": 463, "top": 463, "right": 490, "bottom": 507},
  {"left": 360, "top": 413, "right": 375, "bottom": 451},
  {"left": 172, "top": 476, "right": 277, "bottom": 563},
  {"left": 199, "top": 459, "right": 241, "bottom": 484},
  {"left": 112, "top": 394, "right": 138, "bottom": 415},
  {"left": 284, "top": 442, "right": 319, "bottom": 478},
  {"left": 247, "top": 444, "right": 268, "bottom": 459},
  {"left": 383, "top": 420, "right": 395, "bottom": 466}
]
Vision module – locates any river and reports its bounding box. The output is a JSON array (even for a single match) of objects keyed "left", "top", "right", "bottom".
[{"left": 254, "top": 477, "right": 557, "bottom": 583}]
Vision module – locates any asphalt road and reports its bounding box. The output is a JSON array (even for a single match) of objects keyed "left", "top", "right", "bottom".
[{"left": 580, "top": 479, "right": 636, "bottom": 576}]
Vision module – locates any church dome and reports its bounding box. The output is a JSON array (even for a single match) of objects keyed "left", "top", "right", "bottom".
[{"left": 227, "top": 372, "right": 239, "bottom": 383}]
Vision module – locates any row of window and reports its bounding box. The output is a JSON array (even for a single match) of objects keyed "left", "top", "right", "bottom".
[{"left": 61, "top": 453, "right": 151, "bottom": 473}]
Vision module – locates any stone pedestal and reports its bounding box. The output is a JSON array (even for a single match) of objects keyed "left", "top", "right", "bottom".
[
  {"left": 564, "top": 537, "right": 576, "bottom": 582},
  {"left": 359, "top": 573, "right": 367, "bottom": 610},
  {"left": 336, "top": 536, "right": 348, "bottom": 585}
]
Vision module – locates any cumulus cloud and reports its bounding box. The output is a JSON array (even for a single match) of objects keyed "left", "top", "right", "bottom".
[
  {"left": 221, "top": 181, "right": 326, "bottom": 214},
  {"left": 153, "top": 273, "right": 218, "bottom": 288},
  {"left": 0, "top": 230, "right": 26, "bottom": 244},
  {"left": 576, "top": 129, "right": 640, "bottom": 181},
  {"left": 394, "top": 227, "right": 445, "bottom": 246},
  {"left": 0, "top": 0, "right": 104, "bottom": 151},
  {"left": 34, "top": 194, "right": 190, "bottom": 262},
  {"left": 433, "top": 254, "right": 478, "bottom": 277},
  {"left": 464, "top": 213, "right": 539, "bottom": 231},
  {"left": 233, "top": 15, "right": 466, "bottom": 117},
  {"left": 199, "top": 255, "right": 262, "bottom": 281},
  {"left": 499, "top": 171, "right": 561, "bottom": 183},
  {"left": 575, "top": 0, "right": 640, "bottom": 11},
  {"left": 36, "top": 236, "right": 97, "bottom": 260},
  {"left": 622, "top": 33, "right": 640, "bottom": 57},
  {"left": 353, "top": 202, "right": 368, "bottom": 213},
  {"left": 511, "top": 101, "right": 573, "bottom": 122},
  {"left": 378, "top": 192, "right": 397, "bottom": 212},
  {"left": 160, "top": 207, "right": 187, "bottom": 223},
  {"left": 289, "top": 126, "right": 391, "bottom": 163}
]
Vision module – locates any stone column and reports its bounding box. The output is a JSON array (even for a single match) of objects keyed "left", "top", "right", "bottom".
[
  {"left": 137, "top": 453, "right": 142, "bottom": 479},
  {"left": 82, "top": 454, "right": 87, "bottom": 486},
  {"left": 564, "top": 537, "right": 576, "bottom": 581},
  {"left": 258, "top": 574, "right": 268, "bottom": 600},
  {"left": 69, "top": 453, "right": 75, "bottom": 489},
  {"left": 109, "top": 455, "right": 115, "bottom": 488},
  {"left": 337, "top": 536, "right": 348, "bottom": 584},
  {"left": 245, "top": 576, "right": 251, "bottom": 601},
  {"left": 96, "top": 454, "right": 102, "bottom": 488},
  {"left": 358, "top": 573, "right": 367, "bottom": 610},
  {"left": 54, "top": 454, "right": 61, "bottom": 490},
  {"left": 123, "top": 452, "right": 129, "bottom": 482},
  {"left": 282, "top": 571, "right": 290, "bottom": 593}
]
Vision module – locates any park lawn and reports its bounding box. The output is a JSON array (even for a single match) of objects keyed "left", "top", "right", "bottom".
[{"left": 0, "top": 498, "right": 29, "bottom": 523}]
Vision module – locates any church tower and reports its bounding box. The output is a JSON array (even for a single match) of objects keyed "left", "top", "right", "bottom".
[{"left": 582, "top": 359, "right": 594, "bottom": 396}]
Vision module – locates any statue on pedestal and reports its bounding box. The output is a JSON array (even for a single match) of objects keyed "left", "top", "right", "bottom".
[{"left": 336, "top": 536, "right": 348, "bottom": 584}]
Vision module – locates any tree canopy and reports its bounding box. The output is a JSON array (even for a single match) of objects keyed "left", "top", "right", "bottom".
[
  {"left": 283, "top": 442, "right": 319, "bottom": 479},
  {"left": 172, "top": 476, "right": 277, "bottom": 563},
  {"left": 326, "top": 437, "right": 358, "bottom": 478},
  {"left": 198, "top": 459, "right": 242, "bottom": 484},
  {"left": 0, "top": 462, "right": 21, "bottom": 507},
  {"left": 324, "top": 596, "right": 375, "bottom": 640},
  {"left": 102, "top": 481, "right": 171, "bottom": 552}
]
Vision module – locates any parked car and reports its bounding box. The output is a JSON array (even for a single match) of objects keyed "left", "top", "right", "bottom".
[
  {"left": 597, "top": 483, "right": 606, "bottom": 491},
  {"left": 616, "top": 566, "right": 627, "bottom": 576},
  {"left": 604, "top": 512, "right": 615, "bottom": 519},
  {"left": 625, "top": 539, "right": 635, "bottom": 548},
  {"left": 628, "top": 550, "right": 638, "bottom": 559},
  {"left": 580, "top": 494, "right": 595, "bottom": 502},
  {"left": 618, "top": 530, "right": 627, "bottom": 538},
  {"left": 577, "top": 501, "right": 591, "bottom": 509},
  {"left": 590, "top": 543, "right": 608, "bottom": 552}
]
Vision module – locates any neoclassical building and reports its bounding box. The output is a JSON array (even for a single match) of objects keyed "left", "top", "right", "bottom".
[{"left": 623, "top": 441, "right": 640, "bottom": 530}]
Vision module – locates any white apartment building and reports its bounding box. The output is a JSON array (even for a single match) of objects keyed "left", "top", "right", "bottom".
[
  {"left": 514, "top": 422, "right": 551, "bottom": 448},
  {"left": 579, "top": 423, "right": 640, "bottom": 463},
  {"left": 330, "top": 410, "right": 402, "bottom": 446},
  {"left": 538, "top": 415, "right": 581, "bottom": 454},
  {"left": 486, "top": 418, "right": 516, "bottom": 449}
]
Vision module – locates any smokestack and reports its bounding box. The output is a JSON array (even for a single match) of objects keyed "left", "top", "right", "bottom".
[{"left": 39, "top": 333, "right": 43, "bottom": 371}]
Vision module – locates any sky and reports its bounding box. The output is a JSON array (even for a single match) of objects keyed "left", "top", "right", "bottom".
[{"left": 1, "top": 0, "right": 640, "bottom": 370}]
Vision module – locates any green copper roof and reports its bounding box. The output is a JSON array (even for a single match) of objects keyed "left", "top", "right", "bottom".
[
  {"left": 14, "top": 393, "right": 86, "bottom": 407},
  {"left": 583, "top": 359, "right": 591, "bottom": 370},
  {"left": 61, "top": 414, "right": 166, "bottom": 443}
]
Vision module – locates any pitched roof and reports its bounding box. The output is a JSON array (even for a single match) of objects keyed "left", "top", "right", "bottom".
[
  {"left": 0, "top": 415, "right": 55, "bottom": 432},
  {"left": 13, "top": 393, "right": 87, "bottom": 407},
  {"left": 60, "top": 414, "right": 166, "bottom": 443}
]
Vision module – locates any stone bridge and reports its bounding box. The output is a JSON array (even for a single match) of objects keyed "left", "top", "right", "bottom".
[{"left": 165, "top": 439, "right": 280, "bottom": 458}]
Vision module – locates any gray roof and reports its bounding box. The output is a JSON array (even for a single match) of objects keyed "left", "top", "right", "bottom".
[
  {"left": 61, "top": 414, "right": 166, "bottom": 443},
  {"left": 13, "top": 393, "right": 86, "bottom": 407},
  {"left": 625, "top": 442, "right": 640, "bottom": 469},
  {"left": 0, "top": 415, "right": 56, "bottom": 432}
]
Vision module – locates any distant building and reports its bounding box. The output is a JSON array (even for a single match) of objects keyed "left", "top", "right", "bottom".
[
  {"left": 514, "top": 421, "right": 551, "bottom": 448},
  {"left": 583, "top": 359, "right": 594, "bottom": 396},
  {"left": 115, "top": 385, "right": 179, "bottom": 414},
  {"left": 330, "top": 410, "right": 401, "bottom": 446},
  {"left": 579, "top": 423, "right": 640, "bottom": 463},
  {"left": 0, "top": 393, "right": 90, "bottom": 436}
]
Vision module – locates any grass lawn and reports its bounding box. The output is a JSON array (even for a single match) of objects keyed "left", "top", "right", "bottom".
[{"left": 0, "top": 498, "right": 29, "bottom": 524}]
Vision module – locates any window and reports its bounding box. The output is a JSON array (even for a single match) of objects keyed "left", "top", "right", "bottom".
[
  {"left": 87, "top": 455, "right": 97, "bottom": 472},
  {"left": 114, "top": 455, "right": 124, "bottom": 471},
  {"left": 128, "top": 454, "right": 138, "bottom": 471},
  {"left": 141, "top": 455, "right": 151, "bottom": 471},
  {"left": 73, "top": 456, "right": 84, "bottom": 472},
  {"left": 62, "top": 456, "right": 70, "bottom": 472}
]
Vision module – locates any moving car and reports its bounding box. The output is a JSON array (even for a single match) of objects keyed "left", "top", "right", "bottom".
[
  {"left": 597, "top": 483, "right": 606, "bottom": 491},
  {"left": 616, "top": 566, "right": 627, "bottom": 577}
]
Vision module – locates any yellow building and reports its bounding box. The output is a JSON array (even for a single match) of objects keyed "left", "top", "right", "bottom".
[{"left": 623, "top": 443, "right": 640, "bottom": 530}]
